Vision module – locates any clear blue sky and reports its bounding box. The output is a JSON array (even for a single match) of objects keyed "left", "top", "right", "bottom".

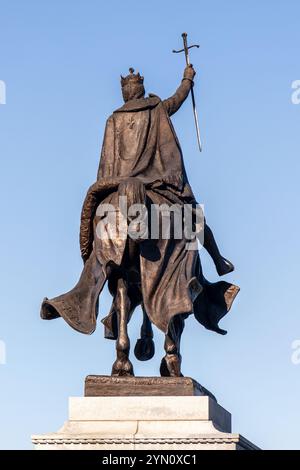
[{"left": 0, "top": 0, "right": 299, "bottom": 450}]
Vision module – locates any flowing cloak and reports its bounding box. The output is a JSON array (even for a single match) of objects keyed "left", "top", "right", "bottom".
[{"left": 41, "top": 85, "right": 239, "bottom": 337}]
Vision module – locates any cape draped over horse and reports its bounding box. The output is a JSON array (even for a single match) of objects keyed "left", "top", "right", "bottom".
[{"left": 41, "top": 69, "right": 239, "bottom": 376}]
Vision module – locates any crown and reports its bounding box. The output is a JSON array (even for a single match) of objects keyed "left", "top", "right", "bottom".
[{"left": 121, "top": 68, "right": 144, "bottom": 87}]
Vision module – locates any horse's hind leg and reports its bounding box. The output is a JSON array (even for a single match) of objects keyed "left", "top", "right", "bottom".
[
  {"left": 111, "top": 277, "right": 134, "bottom": 376},
  {"left": 160, "top": 315, "right": 185, "bottom": 377},
  {"left": 134, "top": 306, "right": 155, "bottom": 361}
]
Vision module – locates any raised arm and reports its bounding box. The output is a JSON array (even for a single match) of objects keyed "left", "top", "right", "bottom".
[{"left": 163, "top": 65, "right": 196, "bottom": 116}]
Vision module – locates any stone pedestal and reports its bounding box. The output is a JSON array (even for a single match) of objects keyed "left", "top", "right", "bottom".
[{"left": 32, "top": 377, "right": 259, "bottom": 450}]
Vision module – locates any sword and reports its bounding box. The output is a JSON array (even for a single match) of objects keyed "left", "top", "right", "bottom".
[{"left": 173, "top": 32, "right": 202, "bottom": 152}]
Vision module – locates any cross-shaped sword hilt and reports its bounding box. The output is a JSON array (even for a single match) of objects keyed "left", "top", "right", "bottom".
[{"left": 172, "top": 32, "right": 200, "bottom": 66}]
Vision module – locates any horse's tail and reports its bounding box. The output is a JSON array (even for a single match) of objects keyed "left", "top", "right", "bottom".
[{"left": 134, "top": 307, "right": 155, "bottom": 361}]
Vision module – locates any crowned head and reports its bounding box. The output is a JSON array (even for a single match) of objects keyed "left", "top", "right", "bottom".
[{"left": 120, "top": 68, "right": 145, "bottom": 102}]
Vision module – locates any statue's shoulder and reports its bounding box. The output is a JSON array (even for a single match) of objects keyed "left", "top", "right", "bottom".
[
  {"left": 145, "top": 94, "right": 162, "bottom": 107},
  {"left": 148, "top": 93, "right": 161, "bottom": 100},
  {"left": 113, "top": 95, "right": 161, "bottom": 113},
  {"left": 102, "top": 114, "right": 115, "bottom": 131},
  {"left": 106, "top": 114, "right": 114, "bottom": 123}
]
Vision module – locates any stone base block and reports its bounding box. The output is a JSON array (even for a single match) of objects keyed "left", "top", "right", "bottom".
[
  {"left": 32, "top": 395, "right": 259, "bottom": 450},
  {"left": 84, "top": 375, "right": 216, "bottom": 400}
]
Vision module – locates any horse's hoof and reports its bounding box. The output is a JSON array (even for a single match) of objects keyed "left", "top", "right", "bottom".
[
  {"left": 134, "top": 337, "right": 155, "bottom": 361},
  {"left": 160, "top": 354, "right": 183, "bottom": 377},
  {"left": 111, "top": 358, "right": 134, "bottom": 377},
  {"left": 216, "top": 257, "right": 234, "bottom": 276}
]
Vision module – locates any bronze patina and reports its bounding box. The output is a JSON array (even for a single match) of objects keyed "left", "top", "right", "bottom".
[{"left": 41, "top": 45, "right": 239, "bottom": 377}]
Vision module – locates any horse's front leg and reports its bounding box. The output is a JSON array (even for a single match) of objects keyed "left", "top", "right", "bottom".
[{"left": 111, "top": 277, "right": 134, "bottom": 376}]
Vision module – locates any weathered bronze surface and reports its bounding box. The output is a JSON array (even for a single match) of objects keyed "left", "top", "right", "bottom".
[
  {"left": 85, "top": 376, "right": 216, "bottom": 401},
  {"left": 41, "top": 58, "right": 239, "bottom": 378}
]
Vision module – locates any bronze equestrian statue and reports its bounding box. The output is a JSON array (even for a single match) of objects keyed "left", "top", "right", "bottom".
[{"left": 41, "top": 64, "right": 239, "bottom": 377}]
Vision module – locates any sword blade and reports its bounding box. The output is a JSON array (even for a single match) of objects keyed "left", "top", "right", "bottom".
[
  {"left": 190, "top": 87, "right": 202, "bottom": 152},
  {"left": 181, "top": 33, "right": 202, "bottom": 153}
]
